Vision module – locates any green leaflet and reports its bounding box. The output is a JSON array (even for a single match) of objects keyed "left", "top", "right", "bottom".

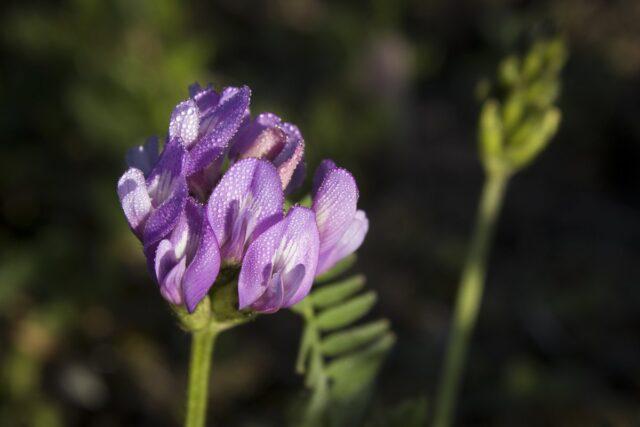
[
  {"left": 321, "top": 320, "right": 390, "bottom": 356},
  {"left": 310, "top": 274, "right": 365, "bottom": 308},
  {"left": 315, "top": 291, "right": 377, "bottom": 331},
  {"left": 291, "top": 257, "right": 393, "bottom": 427}
]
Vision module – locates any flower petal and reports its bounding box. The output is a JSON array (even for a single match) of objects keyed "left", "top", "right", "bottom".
[
  {"left": 275, "top": 139, "right": 304, "bottom": 192},
  {"left": 312, "top": 164, "right": 358, "bottom": 260},
  {"left": 169, "top": 100, "right": 200, "bottom": 148},
  {"left": 207, "top": 158, "right": 284, "bottom": 264},
  {"left": 117, "top": 167, "right": 152, "bottom": 238},
  {"left": 125, "top": 137, "right": 160, "bottom": 176},
  {"left": 237, "top": 218, "right": 283, "bottom": 310},
  {"left": 238, "top": 206, "right": 319, "bottom": 312},
  {"left": 186, "top": 86, "right": 251, "bottom": 176},
  {"left": 316, "top": 209, "right": 369, "bottom": 274},
  {"left": 189, "top": 83, "right": 220, "bottom": 115},
  {"left": 143, "top": 139, "right": 188, "bottom": 245},
  {"left": 311, "top": 159, "right": 337, "bottom": 196},
  {"left": 162, "top": 258, "right": 187, "bottom": 305},
  {"left": 229, "top": 112, "right": 284, "bottom": 160},
  {"left": 182, "top": 213, "right": 221, "bottom": 313}
]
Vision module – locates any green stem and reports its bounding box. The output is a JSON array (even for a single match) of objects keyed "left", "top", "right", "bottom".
[
  {"left": 295, "top": 299, "right": 329, "bottom": 427},
  {"left": 185, "top": 327, "right": 219, "bottom": 427},
  {"left": 433, "top": 171, "right": 509, "bottom": 427}
]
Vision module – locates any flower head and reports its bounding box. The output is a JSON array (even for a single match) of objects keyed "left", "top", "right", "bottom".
[{"left": 118, "top": 82, "right": 369, "bottom": 315}]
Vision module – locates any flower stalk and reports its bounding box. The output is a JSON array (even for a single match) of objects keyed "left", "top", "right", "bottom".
[
  {"left": 433, "top": 169, "right": 509, "bottom": 427},
  {"left": 185, "top": 326, "right": 219, "bottom": 427},
  {"left": 433, "top": 38, "right": 566, "bottom": 426}
]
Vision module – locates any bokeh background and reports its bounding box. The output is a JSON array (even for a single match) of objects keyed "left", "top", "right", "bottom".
[{"left": 2, "top": 0, "right": 639, "bottom": 425}]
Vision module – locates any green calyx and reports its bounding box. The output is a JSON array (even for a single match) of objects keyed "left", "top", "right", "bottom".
[{"left": 172, "top": 268, "right": 256, "bottom": 333}]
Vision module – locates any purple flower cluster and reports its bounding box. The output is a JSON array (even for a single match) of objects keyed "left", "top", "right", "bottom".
[{"left": 117, "top": 83, "right": 368, "bottom": 313}]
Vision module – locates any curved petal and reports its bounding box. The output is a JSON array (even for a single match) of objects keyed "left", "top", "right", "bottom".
[
  {"left": 117, "top": 167, "right": 152, "bottom": 238},
  {"left": 143, "top": 139, "right": 189, "bottom": 245},
  {"left": 276, "top": 139, "right": 304, "bottom": 191},
  {"left": 189, "top": 83, "right": 220, "bottom": 115},
  {"left": 146, "top": 138, "right": 187, "bottom": 203},
  {"left": 281, "top": 207, "right": 320, "bottom": 307},
  {"left": 155, "top": 239, "right": 186, "bottom": 306},
  {"left": 125, "top": 137, "right": 160, "bottom": 176},
  {"left": 160, "top": 256, "right": 187, "bottom": 306},
  {"left": 237, "top": 217, "right": 283, "bottom": 310},
  {"left": 285, "top": 161, "right": 306, "bottom": 195},
  {"left": 311, "top": 159, "right": 337, "bottom": 196},
  {"left": 183, "top": 217, "right": 221, "bottom": 313},
  {"left": 207, "top": 158, "right": 284, "bottom": 264},
  {"left": 143, "top": 178, "right": 187, "bottom": 246},
  {"left": 186, "top": 86, "right": 251, "bottom": 176},
  {"left": 229, "top": 112, "right": 284, "bottom": 160},
  {"left": 169, "top": 100, "right": 200, "bottom": 148},
  {"left": 311, "top": 165, "right": 358, "bottom": 259},
  {"left": 316, "top": 209, "right": 369, "bottom": 274},
  {"left": 238, "top": 206, "right": 319, "bottom": 312}
]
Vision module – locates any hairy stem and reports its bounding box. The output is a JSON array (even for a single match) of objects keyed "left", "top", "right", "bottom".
[
  {"left": 185, "top": 327, "right": 218, "bottom": 427},
  {"left": 433, "top": 171, "right": 509, "bottom": 427}
]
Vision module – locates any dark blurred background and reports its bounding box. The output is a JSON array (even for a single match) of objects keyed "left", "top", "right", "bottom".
[{"left": 1, "top": 0, "right": 639, "bottom": 425}]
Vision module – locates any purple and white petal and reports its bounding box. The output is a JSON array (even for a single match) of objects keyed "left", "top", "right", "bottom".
[
  {"left": 186, "top": 86, "right": 251, "bottom": 176},
  {"left": 125, "top": 137, "right": 160, "bottom": 176},
  {"left": 207, "top": 158, "right": 284, "bottom": 264},
  {"left": 182, "top": 211, "right": 221, "bottom": 313},
  {"left": 169, "top": 100, "right": 200, "bottom": 148},
  {"left": 237, "top": 218, "right": 284, "bottom": 311},
  {"left": 143, "top": 139, "right": 188, "bottom": 245},
  {"left": 117, "top": 168, "right": 152, "bottom": 238},
  {"left": 275, "top": 139, "right": 304, "bottom": 191},
  {"left": 311, "top": 159, "right": 337, "bottom": 196},
  {"left": 316, "top": 210, "right": 369, "bottom": 274},
  {"left": 238, "top": 206, "right": 319, "bottom": 313},
  {"left": 312, "top": 165, "right": 358, "bottom": 259},
  {"left": 189, "top": 83, "right": 220, "bottom": 115}
]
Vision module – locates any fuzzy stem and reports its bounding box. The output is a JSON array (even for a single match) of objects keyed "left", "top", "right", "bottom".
[
  {"left": 433, "top": 171, "right": 509, "bottom": 427},
  {"left": 185, "top": 327, "right": 218, "bottom": 427}
]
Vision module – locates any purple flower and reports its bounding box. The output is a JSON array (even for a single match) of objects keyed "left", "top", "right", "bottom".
[
  {"left": 169, "top": 83, "right": 251, "bottom": 197},
  {"left": 117, "top": 82, "right": 371, "bottom": 316},
  {"left": 117, "top": 138, "right": 188, "bottom": 246},
  {"left": 229, "top": 113, "right": 305, "bottom": 194},
  {"left": 238, "top": 206, "right": 319, "bottom": 313},
  {"left": 154, "top": 198, "right": 221, "bottom": 312},
  {"left": 207, "top": 158, "right": 284, "bottom": 265},
  {"left": 311, "top": 160, "right": 369, "bottom": 275}
]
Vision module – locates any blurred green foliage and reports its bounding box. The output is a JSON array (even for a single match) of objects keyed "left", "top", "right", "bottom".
[
  {"left": 479, "top": 38, "right": 566, "bottom": 174},
  {"left": 1, "top": 0, "right": 640, "bottom": 425}
]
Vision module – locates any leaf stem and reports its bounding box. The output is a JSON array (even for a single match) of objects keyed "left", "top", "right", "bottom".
[
  {"left": 433, "top": 170, "right": 509, "bottom": 427},
  {"left": 185, "top": 326, "right": 219, "bottom": 427},
  {"left": 296, "top": 299, "right": 329, "bottom": 427}
]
